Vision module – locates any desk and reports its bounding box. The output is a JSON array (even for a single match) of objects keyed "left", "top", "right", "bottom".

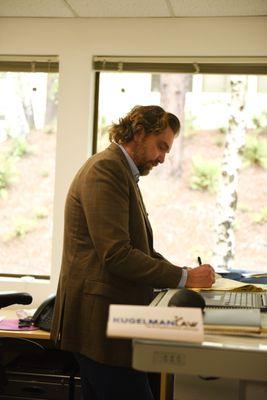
[
  {"left": 0, "top": 310, "right": 49, "bottom": 339},
  {"left": 0, "top": 310, "right": 81, "bottom": 400},
  {"left": 133, "top": 289, "right": 267, "bottom": 400}
]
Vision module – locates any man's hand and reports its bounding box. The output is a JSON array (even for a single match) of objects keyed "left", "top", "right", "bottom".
[{"left": 185, "top": 264, "right": 215, "bottom": 288}]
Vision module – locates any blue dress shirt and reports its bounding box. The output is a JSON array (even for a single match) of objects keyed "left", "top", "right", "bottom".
[{"left": 117, "top": 144, "right": 187, "bottom": 288}]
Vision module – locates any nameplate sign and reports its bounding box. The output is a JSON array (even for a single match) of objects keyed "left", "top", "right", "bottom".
[{"left": 107, "top": 305, "right": 204, "bottom": 343}]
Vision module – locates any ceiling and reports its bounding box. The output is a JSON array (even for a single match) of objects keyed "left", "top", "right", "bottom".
[{"left": 0, "top": 0, "right": 267, "bottom": 18}]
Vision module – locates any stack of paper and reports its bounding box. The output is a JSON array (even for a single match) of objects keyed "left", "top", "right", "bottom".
[
  {"left": 203, "top": 308, "right": 263, "bottom": 336},
  {"left": 201, "top": 276, "right": 266, "bottom": 292}
]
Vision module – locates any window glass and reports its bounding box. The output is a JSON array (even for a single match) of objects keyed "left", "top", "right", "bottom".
[
  {"left": 0, "top": 72, "right": 58, "bottom": 277},
  {"left": 258, "top": 76, "right": 267, "bottom": 93},
  {"left": 202, "top": 74, "right": 229, "bottom": 92},
  {"left": 96, "top": 72, "right": 267, "bottom": 273}
]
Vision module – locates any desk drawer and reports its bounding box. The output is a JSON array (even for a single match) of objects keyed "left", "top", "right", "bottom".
[
  {"left": 0, "top": 397, "right": 46, "bottom": 400},
  {"left": 1, "top": 371, "right": 81, "bottom": 400}
]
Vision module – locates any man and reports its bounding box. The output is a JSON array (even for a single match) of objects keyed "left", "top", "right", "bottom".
[{"left": 50, "top": 105, "right": 215, "bottom": 400}]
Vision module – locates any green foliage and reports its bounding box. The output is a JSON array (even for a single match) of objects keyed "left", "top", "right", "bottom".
[
  {"left": 100, "top": 116, "right": 109, "bottom": 137},
  {"left": 238, "top": 203, "right": 251, "bottom": 213},
  {"left": 97, "top": 116, "right": 110, "bottom": 150},
  {"left": 232, "top": 220, "right": 240, "bottom": 231},
  {"left": 9, "top": 137, "right": 29, "bottom": 158},
  {"left": 252, "top": 111, "right": 267, "bottom": 130},
  {"left": 252, "top": 207, "right": 267, "bottom": 224},
  {"left": 3, "top": 207, "right": 48, "bottom": 242},
  {"left": 242, "top": 136, "right": 267, "bottom": 168},
  {"left": 190, "top": 156, "right": 220, "bottom": 193},
  {"left": 4, "top": 217, "right": 37, "bottom": 241},
  {"left": 219, "top": 126, "right": 227, "bottom": 134},
  {"left": 214, "top": 127, "right": 227, "bottom": 147},
  {"left": 34, "top": 206, "right": 49, "bottom": 219},
  {"left": 184, "top": 112, "right": 198, "bottom": 138},
  {"left": 252, "top": 116, "right": 262, "bottom": 130},
  {"left": 44, "top": 124, "right": 56, "bottom": 134},
  {"left": 47, "top": 74, "right": 59, "bottom": 104},
  {"left": 214, "top": 135, "right": 225, "bottom": 147},
  {"left": 41, "top": 170, "right": 50, "bottom": 178},
  {"left": 0, "top": 155, "right": 16, "bottom": 197}
]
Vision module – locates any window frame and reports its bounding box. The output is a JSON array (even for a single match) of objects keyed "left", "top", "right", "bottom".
[
  {"left": 0, "top": 56, "right": 59, "bottom": 306},
  {"left": 1, "top": 55, "right": 266, "bottom": 307},
  {"left": 93, "top": 57, "right": 267, "bottom": 271}
]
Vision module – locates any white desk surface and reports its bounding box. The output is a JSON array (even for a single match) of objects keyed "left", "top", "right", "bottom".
[
  {"left": 133, "top": 289, "right": 267, "bottom": 381},
  {"left": 151, "top": 288, "right": 267, "bottom": 350}
]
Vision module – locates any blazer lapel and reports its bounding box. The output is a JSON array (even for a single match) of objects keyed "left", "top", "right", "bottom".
[
  {"left": 108, "top": 143, "right": 154, "bottom": 243},
  {"left": 135, "top": 184, "right": 153, "bottom": 239}
]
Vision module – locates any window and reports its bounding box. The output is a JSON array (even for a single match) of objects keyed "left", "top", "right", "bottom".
[
  {"left": 202, "top": 75, "right": 229, "bottom": 92},
  {"left": 0, "top": 57, "right": 58, "bottom": 278},
  {"left": 258, "top": 76, "right": 267, "bottom": 93},
  {"left": 94, "top": 63, "right": 267, "bottom": 273}
]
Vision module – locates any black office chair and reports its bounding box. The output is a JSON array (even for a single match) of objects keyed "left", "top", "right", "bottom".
[
  {"left": 0, "top": 293, "right": 81, "bottom": 399},
  {"left": 0, "top": 292, "right": 33, "bottom": 309},
  {"left": 0, "top": 292, "right": 41, "bottom": 394}
]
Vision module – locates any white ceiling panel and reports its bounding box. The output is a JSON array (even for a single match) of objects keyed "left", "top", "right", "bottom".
[
  {"left": 0, "top": 0, "right": 74, "bottom": 17},
  {"left": 170, "top": 0, "right": 267, "bottom": 17},
  {"left": 0, "top": 0, "right": 266, "bottom": 18},
  {"left": 67, "top": 0, "right": 170, "bottom": 17}
]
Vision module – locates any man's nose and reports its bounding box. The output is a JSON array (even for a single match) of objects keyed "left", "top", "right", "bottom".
[{"left": 158, "top": 153, "right": 166, "bottom": 164}]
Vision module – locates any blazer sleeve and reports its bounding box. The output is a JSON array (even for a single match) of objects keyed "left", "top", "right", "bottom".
[{"left": 79, "top": 158, "right": 182, "bottom": 289}]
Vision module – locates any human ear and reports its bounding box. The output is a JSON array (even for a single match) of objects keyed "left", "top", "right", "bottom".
[{"left": 133, "top": 126, "right": 145, "bottom": 143}]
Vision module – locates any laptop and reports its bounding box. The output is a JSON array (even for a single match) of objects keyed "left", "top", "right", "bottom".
[{"left": 200, "top": 290, "right": 267, "bottom": 311}]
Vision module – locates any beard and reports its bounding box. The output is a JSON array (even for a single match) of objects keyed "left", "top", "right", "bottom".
[
  {"left": 133, "top": 142, "right": 156, "bottom": 176},
  {"left": 138, "top": 161, "right": 154, "bottom": 176}
]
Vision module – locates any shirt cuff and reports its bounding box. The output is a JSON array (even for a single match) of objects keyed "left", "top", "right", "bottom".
[{"left": 178, "top": 268, "right": 188, "bottom": 288}]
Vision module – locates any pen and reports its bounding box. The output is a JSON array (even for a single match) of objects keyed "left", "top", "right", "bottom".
[{"left": 197, "top": 256, "right": 202, "bottom": 266}]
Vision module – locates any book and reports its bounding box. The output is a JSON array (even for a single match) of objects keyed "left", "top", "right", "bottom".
[
  {"left": 203, "top": 308, "right": 263, "bottom": 335},
  {"left": 204, "top": 308, "right": 261, "bottom": 327}
]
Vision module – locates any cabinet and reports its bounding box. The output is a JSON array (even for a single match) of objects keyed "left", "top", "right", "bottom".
[{"left": 0, "top": 340, "right": 81, "bottom": 400}]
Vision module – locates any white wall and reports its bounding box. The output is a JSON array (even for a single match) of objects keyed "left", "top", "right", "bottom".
[{"left": 0, "top": 16, "right": 266, "bottom": 305}]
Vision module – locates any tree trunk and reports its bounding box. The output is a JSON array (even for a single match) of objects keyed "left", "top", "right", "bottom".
[
  {"left": 160, "top": 74, "right": 191, "bottom": 177},
  {"left": 213, "top": 76, "right": 247, "bottom": 270},
  {"left": 44, "top": 74, "right": 58, "bottom": 131},
  {"left": 16, "top": 74, "right": 36, "bottom": 133},
  {"left": 21, "top": 99, "right": 35, "bottom": 131}
]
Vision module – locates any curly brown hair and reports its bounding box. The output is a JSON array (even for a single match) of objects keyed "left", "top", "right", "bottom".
[{"left": 108, "top": 105, "right": 180, "bottom": 144}]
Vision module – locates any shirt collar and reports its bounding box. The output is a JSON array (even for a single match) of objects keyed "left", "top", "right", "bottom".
[{"left": 117, "top": 144, "right": 140, "bottom": 183}]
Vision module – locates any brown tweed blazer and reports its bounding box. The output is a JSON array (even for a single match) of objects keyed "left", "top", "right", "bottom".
[{"left": 50, "top": 143, "right": 182, "bottom": 367}]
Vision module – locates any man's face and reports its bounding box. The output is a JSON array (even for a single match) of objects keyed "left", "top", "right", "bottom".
[{"left": 133, "top": 126, "right": 175, "bottom": 176}]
